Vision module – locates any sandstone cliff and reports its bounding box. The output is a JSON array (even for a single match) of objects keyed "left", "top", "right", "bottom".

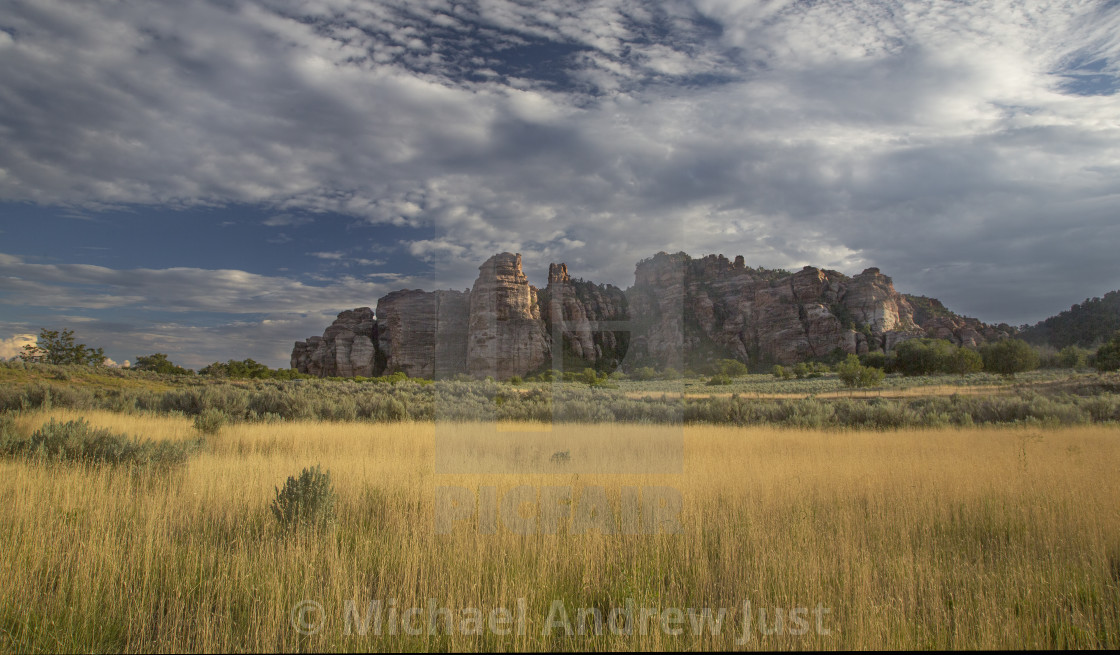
[
  {"left": 290, "top": 307, "right": 377, "bottom": 377},
  {"left": 905, "top": 294, "right": 1014, "bottom": 347},
  {"left": 466, "top": 253, "right": 550, "bottom": 379},
  {"left": 538, "top": 262, "right": 630, "bottom": 372},
  {"left": 376, "top": 289, "right": 470, "bottom": 378},
  {"left": 292, "top": 251, "right": 1002, "bottom": 379}
]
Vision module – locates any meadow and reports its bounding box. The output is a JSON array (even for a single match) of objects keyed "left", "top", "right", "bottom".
[{"left": 2, "top": 407, "right": 1119, "bottom": 651}]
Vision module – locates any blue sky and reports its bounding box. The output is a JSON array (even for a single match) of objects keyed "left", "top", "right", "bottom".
[{"left": 2, "top": 0, "right": 1119, "bottom": 368}]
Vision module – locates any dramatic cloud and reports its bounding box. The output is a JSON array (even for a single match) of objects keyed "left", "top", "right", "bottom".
[{"left": 2, "top": 0, "right": 1119, "bottom": 365}]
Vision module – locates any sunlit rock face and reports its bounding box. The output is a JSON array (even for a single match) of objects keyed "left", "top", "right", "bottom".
[{"left": 466, "top": 253, "right": 550, "bottom": 379}]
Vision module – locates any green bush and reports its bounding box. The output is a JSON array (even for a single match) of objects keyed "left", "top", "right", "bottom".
[
  {"left": 706, "top": 374, "right": 733, "bottom": 386},
  {"left": 947, "top": 348, "right": 983, "bottom": 377},
  {"left": 1, "top": 418, "right": 197, "bottom": 470},
  {"left": 1057, "top": 345, "right": 1090, "bottom": 369},
  {"left": 836, "top": 355, "right": 885, "bottom": 389},
  {"left": 713, "top": 359, "right": 749, "bottom": 377},
  {"left": 771, "top": 365, "right": 792, "bottom": 380},
  {"left": 1095, "top": 332, "right": 1120, "bottom": 372},
  {"left": 980, "top": 339, "right": 1040, "bottom": 377},
  {"left": 271, "top": 465, "right": 336, "bottom": 530},
  {"left": 193, "top": 408, "right": 227, "bottom": 435}
]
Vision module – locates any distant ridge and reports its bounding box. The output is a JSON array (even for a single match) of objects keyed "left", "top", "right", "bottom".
[{"left": 1020, "top": 290, "right": 1120, "bottom": 349}]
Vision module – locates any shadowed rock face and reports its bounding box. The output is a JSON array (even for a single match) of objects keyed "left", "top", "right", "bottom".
[
  {"left": 376, "top": 289, "right": 470, "bottom": 379},
  {"left": 290, "top": 307, "right": 377, "bottom": 377},
  {"left": 292, "top": 251, "right": 1004, "bottom": 378},
  {"left": 539, "top": 262, "right": 630, "bottom": 372},
  {"left": 623, "top": 253, "right": 929, "bottom": 367}
]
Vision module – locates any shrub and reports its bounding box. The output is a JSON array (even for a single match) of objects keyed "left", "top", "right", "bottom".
[
  {"left": 859, "top": 351, "right": 888, "bottom": 370},
  {"left": 193, "top": 408, "right": 227, "bottom": 435},
  {"left": 947, "top": 348, "right": 983, "bottom": 377},
  {"left": 893, "top": 338, "right": 957, "bottom": 376},
  {"left": 713, "top": 359, "right": 749, "bottom": 377},
  {"left": 1095, "top": 332, "right": 1120, "bottom": 372},
  {"left": 981, "top": 339, "right": 1040, "bottom": 377},
  {"left": 659, "top": 367, "right": 682, "bottom": 380},
  {"left": 836, "top": 355, "right": 886, "bottom": 389},
  {"left": 271, "top": 465, "right": 336, "bottom": 530},
  {"left": 2, "top": 418, "right": 197, "bottom": 470},
  {"left": 706, "top": 374, "right": 733, "bottom": 386},
  {"left": 1057, "top": 345, "right": 1090, "bottom": 369}
]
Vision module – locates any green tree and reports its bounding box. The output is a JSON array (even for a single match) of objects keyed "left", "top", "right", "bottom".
[
  {"left": 19, "top": 328, "right": 105, "bottom": 366},
  {"left": 133, "top": 353, "right": 192, "bottom": 375},
  {"left": 200, "top": 358, "right": 273, "bottom": 379},
  {"left": 713, "top": 359, "right": 749, "bottom": 378},
  {"left": 1057, "top": 345, "right": 1089, "bottom": 369},
  {"left": 1094, "top": 332, "right": 1120, "bottom": 372},
  {"left": 892, "top": 338, "right": 956, "bottom": 376},
  {"left": 946, "top": 348, "right": 983, "bottom": 377},
  {"left": 836, "top": 354, "right": 885, "bottom": 389},
  {"left": 980, "top": 339, "right": 1040, "bottom": 377}
]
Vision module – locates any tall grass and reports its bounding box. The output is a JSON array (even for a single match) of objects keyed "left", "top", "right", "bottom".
[{"left": 0, "top": 410, "right": 1118, "bottom": 650}]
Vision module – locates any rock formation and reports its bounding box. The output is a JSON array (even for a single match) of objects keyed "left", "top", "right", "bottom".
[
  {"left": 466, "top": 253, "right": 550, "bottom": 379},
  {"left": 624, "top": 253, "right": 926, "bottom": 367},
  {"left": 292, "top": 251, "right": 1006, "bottom": 379},
  {"left": 290, "top": 307, "right": 377, "bottom": 377},
  {"left": 905, "top": 295, "right": 1014, "bottom": 347},
  {"left": 376, "top": 289, "right": 470, "bottom": 379},
  {"left": 539, "top": 262, "right": 630, "bottom": 371}
]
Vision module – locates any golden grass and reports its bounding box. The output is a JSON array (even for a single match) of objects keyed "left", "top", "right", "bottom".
[{"left": 1, "top": 410, "right": 1118, "bottom": 651}]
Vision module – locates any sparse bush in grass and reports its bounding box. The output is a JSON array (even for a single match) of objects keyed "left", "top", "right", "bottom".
[
  {"left": 271, "top": 465, "right": 336, "bottom": 530},
  {"left": 193, "top": 408, "right": 227, "bottom": 435},
  {"left": 659, "top": 367, "right": 682, "bottom": 380},
  {"left": 706, "top": 374, "right": 733, "bottom": 386},
  {"left": 1, "top": 418, "right": 197, "bottom": 470}
]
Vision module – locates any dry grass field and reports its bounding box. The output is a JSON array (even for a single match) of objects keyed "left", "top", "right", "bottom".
[{"left": 2, "top": 409, "right": 1119, "bottom": 651}]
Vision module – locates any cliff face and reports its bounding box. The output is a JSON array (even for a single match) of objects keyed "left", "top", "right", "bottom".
[
  {"left": 905, "top": 295, "right": 1014, "bottom": 347},
  {"left": 538, "top": 263, "right": 630, "bottom": 372},
  {"left": 623, "top": 253, "right": 925, "bottom": 367},
  {"left": 292, "top": 251, "right": 1002, "bottom": 379},
  {"left": 466, "top": 253, "right": 550, "bottom": 379},
  {"left": 376, "top": 289, "right": 470, "bottom": 379},
  {"left": 290, "top": 307, "right": 378, "bottom": 377}
]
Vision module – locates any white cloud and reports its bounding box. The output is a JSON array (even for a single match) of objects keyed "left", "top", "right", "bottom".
[
  {"left": 0, "top": 0, "right": 1119, "bottom": 326},
  {"left": 0, "top": 333, "right": 36, "bottom": 360},
  {"left": 0, "top": 252, "right": 423, "bottom": 315}
]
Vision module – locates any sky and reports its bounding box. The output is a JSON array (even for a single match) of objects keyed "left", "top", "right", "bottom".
[{"left": 1, "top": 0, "right": 1119, "bottom": 369}]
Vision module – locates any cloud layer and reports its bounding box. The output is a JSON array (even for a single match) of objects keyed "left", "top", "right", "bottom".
[{"left": 2, "top": 0, "right": 1120, "bottom": 364}]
